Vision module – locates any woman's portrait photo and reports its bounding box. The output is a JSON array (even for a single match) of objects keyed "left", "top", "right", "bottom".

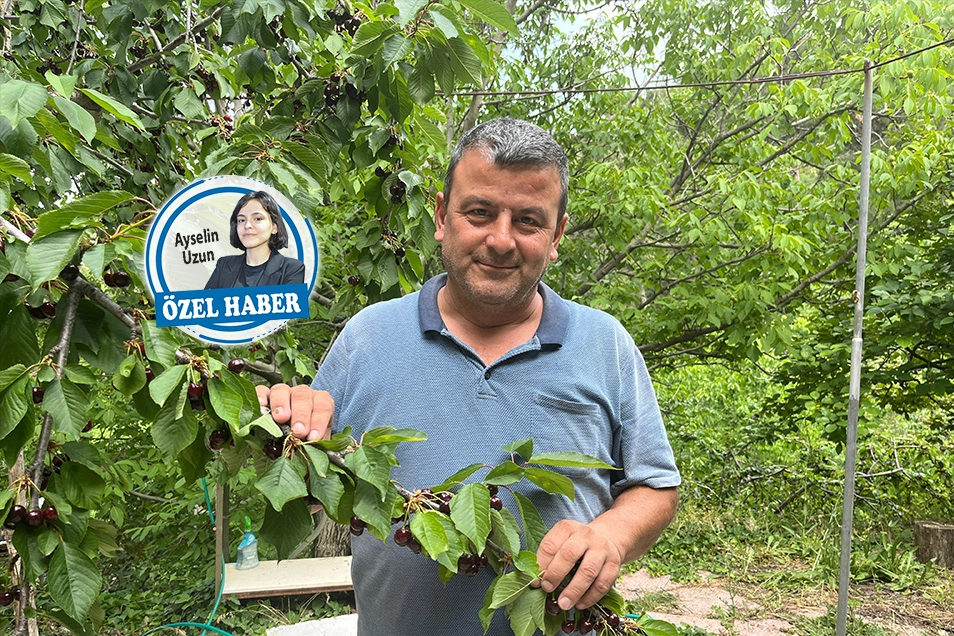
[{"left": 204, "top": 190, "right": 306, "bottom": 289}]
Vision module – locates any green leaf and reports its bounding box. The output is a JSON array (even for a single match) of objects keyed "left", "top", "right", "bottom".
[
  {"left": 529, "top": 451, "right": 615, "bottom": 470},
  {"left": 410, "top": 509, "right": 450, "bottom": 556},
  {"left": 449, "top": 482, "right": 491, "bottom": 555},
  {"left": 642, "top": 618, "right": 681, "bottom": 636},
  {"left": 50, "top": 95, "right": 96, "bottom": 143},
  {"left": 47, "top": 541, "right": 102, "bottom": 623},
  {"left": 489, "top": 508, "right": 521, "bottom": 556},
  {"left": 513, "top": 492, "right": 548, "bottom": 552},
  {"left": 33, "top": 191, "right": 135, "bottom": 241},
  {"left": 395, "top": 0, "right": 428, "bottom": 25},
  {"left": 76, "top": 88, "right": 145, "bottom": 129},
  {"left": 513, "top": 550, "right": 541, "bottom": 577},
  {"left": 150, "top": 389, "right": 197, "bottom": 458},
  {"left": 489, "top": 569, "right": 534, "bottom": 609},
  {"left": 354, "top": 479, "right": 400, "bottom": 540},
  {"left": 350, "top": 22, "right": 399, "bottom": 57},
  {"left": 598, "top": 587, "right": 626, "bottom": 616},
  {"left": 0, "top": 80, "right": 48, "bottom": 127},
  {"left": 207, "top": 375, "right": 243, "bottom": 424},
  {"left": 173, "top": 85, "right": 205, "bottom": 120},
  {"left": 445, "top": 37, "right": 483, "bottom": 86},
  {"left": 240, "top": 411, "right": 283, "bottom": 437},
  {"left": 456, "top": 0, "right": 518, "bottom": 34},
  {"left": 141, "top": 320, "right": 180, "bottom": 367},
  {"left": 433, "top": 462, "right": 483, "bottom": 491},
  {"left": 0, "top": 153, "right": 31, "bottom": 184},
  {"left": 0, "top": 377, "right": 29, "bottom": 441},
  {"left": 111, "top": 355, "right": 146, "bottom": 397},
  {"left": 309, "top": 471, "right": 347, "bottom": 522},
  {"left": 345, "top": 445, "right": 391, "bottom": 500},
  {"left": 43, "top": 377, "right": 89, "bottom": 438},
  {"left": 301, "top": 444, "right": 329, "bottom": 478},
  {"left": 59, "top": 462, "right": 107, "bottom": 509},
  {"left": 255, "top": 456, "right": 308, "bottom": 512},
  {"left": 282, "top": 141, "right": 328, "bottom": 183},
  {"left": 26, "top": 230, "right": 83, "bottom": 286},
  {"left": 361, "top": 426, "right": 428, "bottom": 445},
  {"left": 479, "top": 576, "right": 499, "bottom": 632},
  {"left": 0, "top": 364, "right": 27, "bottom": 393},
  {"left": 260, "top": 497, "right": 313, "bottom": 559},
  {"left": 501, "top": 438, "right": 533, "bottom": 460},
  {"left": 45, "top": 72, "right": 77, "bottom": 98},
  {"left": 524, "top": 467, "right": 575, "bottom": 500},
  {"left": 148, "top": 365, "right": 187, "bottom": 407},
  {"left": 485, "top": 460, "right": 524, "bottom": 485},
  {"left": 509, "top": 585, "right": 546, "bottom": 636}
]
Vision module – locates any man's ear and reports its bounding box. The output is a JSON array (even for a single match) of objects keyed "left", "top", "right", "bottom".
[
  {"left": 550, "top": 213, "right": 568, "bottom": 261},
  {"left": 434, "top": 192, "right": 447, "bottom": 243}
]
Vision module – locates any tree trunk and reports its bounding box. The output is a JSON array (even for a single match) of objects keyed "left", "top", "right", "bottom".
[
  {"left": 312, "top": 510, "right": 351, "bottom": 558},
  {"left": 913, "top": 520, "right": 954, "bottom": 569}
]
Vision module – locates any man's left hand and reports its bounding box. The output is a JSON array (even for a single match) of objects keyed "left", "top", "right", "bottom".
[{"left": 534, "top": 520, "right": 623, "bottom": 611}]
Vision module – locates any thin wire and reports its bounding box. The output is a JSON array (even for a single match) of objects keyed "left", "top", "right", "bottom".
[{"left": 443, "top": 36, "right": 954, "bottom": 98}]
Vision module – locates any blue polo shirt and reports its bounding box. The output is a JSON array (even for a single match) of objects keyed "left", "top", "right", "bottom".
[{"left": 313, "top": 274, "right": 680, "bottom": 636}]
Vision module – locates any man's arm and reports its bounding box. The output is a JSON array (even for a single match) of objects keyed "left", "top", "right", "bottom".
[{"left": 535, "top": 484, "right": 678, "bottom": 611}]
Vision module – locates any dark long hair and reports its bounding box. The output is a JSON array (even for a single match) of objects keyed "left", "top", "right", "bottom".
[{"left": 228, "top": 191, "right": 289, "bottom": 251}]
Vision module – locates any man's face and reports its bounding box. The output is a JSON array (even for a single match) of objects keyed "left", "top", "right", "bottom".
[{"left": 435, "top": 149, "right": 567, "bottom": 312}]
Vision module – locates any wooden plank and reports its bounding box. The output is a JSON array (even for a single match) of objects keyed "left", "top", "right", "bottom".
[{"left": 222, "top": 556, "right": 353, "bottom": 598}]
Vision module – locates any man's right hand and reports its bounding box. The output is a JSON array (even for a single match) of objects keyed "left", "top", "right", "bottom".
[{"left": 255, "top": 384, "right": 334, "bottom": 441}]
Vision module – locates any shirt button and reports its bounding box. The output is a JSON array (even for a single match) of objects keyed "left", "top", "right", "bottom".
[{"left": 484, "top": 370, "right": 491, "bottom": 380}]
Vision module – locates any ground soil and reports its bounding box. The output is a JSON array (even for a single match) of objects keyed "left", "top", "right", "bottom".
[{"left": 620, "top": 569, "right": 954, "bottom": 636}]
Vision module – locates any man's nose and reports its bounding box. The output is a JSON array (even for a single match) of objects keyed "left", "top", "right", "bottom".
[{"left": 486, "top": 215, "right": 515, "bottom": 253}]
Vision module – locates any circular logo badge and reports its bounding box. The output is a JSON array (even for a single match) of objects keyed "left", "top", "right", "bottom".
[{"left": 144, "top": 176, "right": 319, "bottom": 345}]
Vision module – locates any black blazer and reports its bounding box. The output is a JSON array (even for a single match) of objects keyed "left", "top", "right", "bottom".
[{"left": 204, "top": 252, "right": 306, "bottom": 289}]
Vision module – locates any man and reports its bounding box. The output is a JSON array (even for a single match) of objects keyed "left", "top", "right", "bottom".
[{"left": 257, "top": 118, "right": 680, "bottom": 635}]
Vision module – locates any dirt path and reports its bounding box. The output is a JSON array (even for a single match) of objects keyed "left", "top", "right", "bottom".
[{"left": 619, "top": 569, "right": 954, "bottom": 636}]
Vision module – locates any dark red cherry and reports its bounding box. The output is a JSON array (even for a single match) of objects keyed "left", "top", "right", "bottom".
[
  {"left": 489, "top": 495, "right": 503, "bottom": 511},
  {"left": 393, "top": 527, "right": 411, "bottom": 546},
  {"left": 561, "top": 619, "right": 576, "bottom": 634},
  {"left": 25, "top": 509, "right": 43, "bottom": 527},
  {"left": 6, "top": 505, "right": 26, "bottom": 525},
  {"left": 32, "top": 386, "right": 44, "bottom": 404},
  {"left": 0, "top": 590, "right": 14, "bottom": 606},
  {"left": 227, "top": 358, "right": 246, "bottom": 373},
  {"left": 83, "top": 420, "right": 93, "bottom": 432},
  {"left": 263, "top": 438, "right": 282, "bottom": 460},
  {"left": 59, "top": 264, "right": 79, "bottom": 282},
  {"left": 187, "top": 381, "right": 204, "bottom": 400},
  {"left": 103, "top": 272, "right": 115, "bottom": 287},
  {"left": 42, "top": 506, "right": 58, "bottom": 523},
  {"left": 546, "top": 596, "right": 561, "bottom": 616},
  {"left": 40, "top": 301, "right": 56, "bottom": 318},
  {"left": 112, "top": 271, "right": 131, "bottom": 287}
]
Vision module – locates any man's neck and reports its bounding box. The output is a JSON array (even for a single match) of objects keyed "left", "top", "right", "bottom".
[{"left": 437, "top": 285, "right": 544, "bottom": 365}]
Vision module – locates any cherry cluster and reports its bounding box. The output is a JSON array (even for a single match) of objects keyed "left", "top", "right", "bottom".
[
  {"left": 24, "top": 301, "right": 56, "bottom": 320},
  {"left": 552, "top": 602, "right": 623, "bottom": 635},
  {"left": 103, "top": 270, "right": 131, "bottom": 287},
  {"left": 328, "top": 8, "right": 361, "bottom": 35},
  {"left": 4, "top": 504, "right": 58, "bottom": 530}
]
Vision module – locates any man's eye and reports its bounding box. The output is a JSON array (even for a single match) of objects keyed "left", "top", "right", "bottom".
[{"left": 517, "top": 216, "right": 538, "bottom": 226}]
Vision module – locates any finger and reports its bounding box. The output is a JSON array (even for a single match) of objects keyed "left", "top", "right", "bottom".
[
  {"left": 536, "top": 522, "right": 584, "bottom": 594},
  {"left": 255, "top": 384, "right": 271, "bottom": 408},
  {"left": 573, "top": 559, "right": 620, "bottom": 610},
  {"left": 264, "top": 383, "right": 293, "bottom": 423},
  {"left": 304, "top": 391, "right": 335, "bottom": 441},
  {"left": 557, "top": 550, "right": 608, "bottom": 611}
]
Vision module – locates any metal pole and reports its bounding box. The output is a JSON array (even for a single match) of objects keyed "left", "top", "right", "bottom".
[{"left": 836, "top": 60, "right": 873, "bottom": 636}]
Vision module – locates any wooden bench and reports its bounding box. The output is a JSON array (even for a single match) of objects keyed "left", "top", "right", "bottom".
[{"left": 214, "top": 484, "right": 354, "bottom": 598}]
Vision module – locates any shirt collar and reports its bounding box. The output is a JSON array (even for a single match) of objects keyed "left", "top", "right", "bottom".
[{"left": 418, "top": 274, "right": 568, "bottom": 347}]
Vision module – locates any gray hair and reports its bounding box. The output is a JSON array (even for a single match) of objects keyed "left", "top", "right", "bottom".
[{"left": 444, "top": 118, "right": 570, "bottom": 221}]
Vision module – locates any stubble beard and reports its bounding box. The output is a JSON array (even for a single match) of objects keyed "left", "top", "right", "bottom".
[{"left": 440, "top": 248, "right": 548, "bottom": 311}]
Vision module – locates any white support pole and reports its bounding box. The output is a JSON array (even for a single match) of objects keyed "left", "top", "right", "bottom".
[{"left": 836, "top": 60, "right": 873, "bottom": 636}]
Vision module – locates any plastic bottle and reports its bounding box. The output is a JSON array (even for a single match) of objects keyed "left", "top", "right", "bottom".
[{"left": 235, "top": 516, "right": 259, "bottom": 570}]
